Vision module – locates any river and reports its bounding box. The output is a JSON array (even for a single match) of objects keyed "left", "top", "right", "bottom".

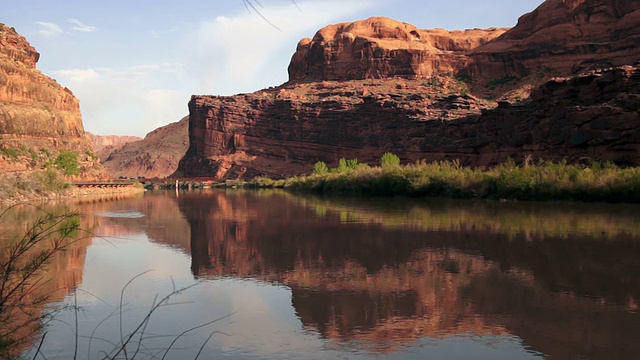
[{"left": 3, "top": 190, "right": 640, "bottom": 359}]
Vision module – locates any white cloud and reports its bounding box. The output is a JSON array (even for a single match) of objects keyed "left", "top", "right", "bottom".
[
  {"left": 55, "top": 68, "right": 100, "bottom": 83},
  {"left": 138, "top": 89, "right": 190, "bottom": 132},
  {"left": 36, "top": 21, "right": 63, "bottom": 37},
  {"left": 54, "top": 65, "right": 187, "bottom": 136},
  {"left": 150, "top": 26, "right": 179, "bottom": 39},
  {"left": 68, "top": 18, "right": 97, "bottom": 33},
  {"left": 187, "top": 0, "right": 376, "bottom": 95}
]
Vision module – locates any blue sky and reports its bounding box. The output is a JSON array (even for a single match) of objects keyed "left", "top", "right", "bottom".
[{"left": 2, "top": 0, "right": 545, "bottom": 136}]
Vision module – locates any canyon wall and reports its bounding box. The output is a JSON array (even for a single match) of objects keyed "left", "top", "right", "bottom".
[
  {"left": 99, "top": 116, "right": 189, "bottom": 178},
  {"left": 0, "top": 24, "right": 107, "bottom": 179},
  {"left": 176, "top": 65, "right": 639, "bottom": 179},
  {"left": 175, "top": 0, "right": 640, "bottom": 180},
  {"left": 470, "top": 0, "right": 640, "bottom": 79}
]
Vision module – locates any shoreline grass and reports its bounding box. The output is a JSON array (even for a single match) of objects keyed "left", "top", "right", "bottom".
[{"left": 251, "top": 156, "right": 640, "bottom": 203}]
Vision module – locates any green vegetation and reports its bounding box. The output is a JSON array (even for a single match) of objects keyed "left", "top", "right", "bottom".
[
  {"left": 0, "top": 146, "right": 21, "bottom": 160},
  {"left": 313, "top": 161, "right": 328, "bottom": 174},
  {"left": 380, "top": 152, "right": 400, "bottom": 168},
  {"left": 0, "top": 169, "right": 69, "bottom": 199},
  {"left": 0, "top": 209, "right": 81, "bottom": 358},
  {"left": 486, "top": 76, "right": 519, "bottom": 89},
  {"left": 85, "top": 150, "right": 98, "bottom": 160},
  {"left": 283, "top": 154, "right": 640, "bottom": 203},
  {"left": 53, "top": 150, "right": 79, "bottom": 176},
  {"left": 455, "top": 74, "right": 473, "bottom": 84}
]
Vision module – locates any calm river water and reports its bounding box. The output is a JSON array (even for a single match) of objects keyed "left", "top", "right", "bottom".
[{"left": 5, "top": 190, "right": 640, "bottom": 359}]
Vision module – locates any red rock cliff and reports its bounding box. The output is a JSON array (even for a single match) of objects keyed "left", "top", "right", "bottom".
[
  {"left": 288, "top": 17, "right": 506, "bottom": 82},
  {"left": 0, "top": 24, "right": 107, "bottom": 180},
  {"left": 175, "top": 0, "right": 640, "bottom": 180},
  {"left": 469, "top": 0, "right": 640, "bottom": 79}
]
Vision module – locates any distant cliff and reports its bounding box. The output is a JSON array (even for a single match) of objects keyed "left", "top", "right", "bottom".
[
  {"left": 100, "top": 116, "right": 189, "bottom": 178},
  {"left": 86, "top": 132, "right": 142, "bottom": 158},
  {"left": 0, "top": 24, "right": 107, "bottom": 180}
]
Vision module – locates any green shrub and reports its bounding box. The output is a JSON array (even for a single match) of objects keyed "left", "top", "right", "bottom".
[
  {"left": 54, "top": 150, "right": 80, "bottom": 176},
  {"left": 313, "top": 161, "right": 328, "bottom": 174},
  {"left": 380, "top": 153, "right": 400, "bottom": 169},
  {"left": 0, "top": 146, "right": 21, "bottom": 159}
]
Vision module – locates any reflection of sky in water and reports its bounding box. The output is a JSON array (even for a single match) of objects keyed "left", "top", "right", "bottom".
[
  {"left": 95, "top": 210, "right": 146, "bottom": 219},
  {"left": 26, "top": 231, "right": 542, "bottom": 359}
]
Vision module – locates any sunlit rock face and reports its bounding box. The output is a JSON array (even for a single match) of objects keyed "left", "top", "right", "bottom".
[
  {"left": 176, "top": 64, "right": 640, "bottom": 180},
  {"left": 176, "top": 0, "right": 640, "bottom": 180},
  {"left": 93, "top": 116, "right": 189, "bottom": 179},
  {"left": 469, "top": 0, "right": 640, "bottom": 79},
  {"left": 0, "top": 24, "right": 107, "bottom": 179},
  {"left": 287, "top": 16, "right": 506, "bottom": 82}
]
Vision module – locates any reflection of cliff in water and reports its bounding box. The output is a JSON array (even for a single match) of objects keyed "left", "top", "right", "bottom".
[
  {"left": 73, "top": 191, "right": 191, "bottom": 252},
  {"left": 171, "top": 190, "right": 640, "bottom": 358},
  {"left": 0, "top": 204, "right": 92, "bottom": 355}
]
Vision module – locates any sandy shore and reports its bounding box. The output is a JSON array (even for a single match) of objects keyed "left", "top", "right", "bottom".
[{"left": 0, "top": 185, "right": 146, "bottom": 205}]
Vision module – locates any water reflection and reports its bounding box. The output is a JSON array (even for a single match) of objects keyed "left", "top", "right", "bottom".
[
  {"left": 6, "top": 190, "right": 640, "bottom": 359},
  {"left": 177, "top": 190, "right": 640, "bottom": 359}
]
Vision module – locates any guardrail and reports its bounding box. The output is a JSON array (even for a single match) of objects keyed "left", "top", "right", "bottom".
[{"left": 71, "top": 182, "right": 135, "bottom": 188}]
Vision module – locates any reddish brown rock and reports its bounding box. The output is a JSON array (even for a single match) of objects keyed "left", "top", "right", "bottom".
[
  {"left": 175, "top": 0, "right": 640, "bottom": 180},
  {"left": 288, "top": 17, "right": 506, "bottom": 82},
  {"left": 101, "top": 116, "right": 189, "bottom": 179},
  {"left": 85, "top": 132, "right": 142, "bottom": 157},
  {"left": 469, "top": 0, "right": 640, "bottom": 79},
  {"left": 175, "top": 65, "right": 640, "bottom": 180},
  {"left": 0, "top": 24, "right": 108, "bottom": 180}
]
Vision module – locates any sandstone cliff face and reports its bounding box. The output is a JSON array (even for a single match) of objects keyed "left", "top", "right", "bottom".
[
  {"left": 175, "top": 64, "right": 640, "bottom": 180},
  {"left": 0, "top": 24, "right": 107, "bottom": 180},
  {"left": 176, "top": 0, "right": 640, "bottom": 180},
  {"left": 469, "top": 0, "right": 640, "bottom": 79},
  {"left": 85, "top": 132, "right": 142, "bottom": 158},
  {"left": 101, "top": 116, "right": 189, "bottom": 178},
  {"left": 288, "top": 17, "right": 507, "bottom": 82}
]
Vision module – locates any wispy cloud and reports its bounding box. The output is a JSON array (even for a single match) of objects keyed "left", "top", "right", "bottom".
[
  {"left": 54, "top": 65, "right": 187, "bottom": 136},
  {"left": 187, "top": 0, "right": 377, "bottom": 94},
  {"left": 35, "top": 21, "right": 63, "bottom": 37},
  {"left": 68, "top": 18, "right": 97, "bottom": 32},
  {"left": 150, "top": 26, "right": 178, "bottom": 39},
  {"left": 55, "top": 68, "right": 100, "bottom": 82}
]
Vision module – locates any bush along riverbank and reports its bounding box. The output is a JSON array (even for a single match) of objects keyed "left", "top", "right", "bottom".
[
  {"left": 0, "top": 169, "right": 145, "bottom": 204},
  {"left": 246, "top": 154, "right": 640, "bottom": 203}
]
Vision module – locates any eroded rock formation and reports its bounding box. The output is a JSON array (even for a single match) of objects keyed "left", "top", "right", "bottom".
[
  {"left": 0, "top": 24, "right": 107, "bottom": 180},
  {"left": 100, "top": 116, "right": 189, "bottom": 178},
  {"left": 175, "top": 0, "right": 640, "bottom": 180},
  {"left": 86, "top": 132, "right": 142, "bottom": 159},
  {"left": 288, "top": 16, "right": 507, "bottom": 82},
  {"left": 176, "top": 64, "right": 640, "bottom": 179},
  {"left": 470, "top": 0, "right": 640, "bottom": 79}
]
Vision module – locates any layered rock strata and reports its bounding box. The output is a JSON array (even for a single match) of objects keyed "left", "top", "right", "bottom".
[
  {"left": 0, "top": 24, "right": 107, "bottom": 179},
  {"left": 470, "top": 0, "right": 640, "bottom": 79},
  {"left": 176, "top": 65, "right": 640, "bottom": 179},
  {"left": 100, "top": 116, "right": 189, "bottom": 178},
  {"left": 288, "top": 17, "right": 507, "bottom": 82},
  {"left": 175, "top": 0, "right": 640, "bottom": 180}
]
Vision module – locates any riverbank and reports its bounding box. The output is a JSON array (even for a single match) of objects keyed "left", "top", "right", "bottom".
[
  {"left": 0, "top": 185, "right": 146, "bottom": 205},
  {"left": 152, "top": 157, "right": 640, "bottom": 203},
  {"left": 282, "top": 157, "right": 640, "bottom": 203},
  {"left": 0, "top": 170, "right": 145, "bottom": 205}
]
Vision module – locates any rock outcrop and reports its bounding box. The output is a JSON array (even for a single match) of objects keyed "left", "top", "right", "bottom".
[
  {"left": 174, "top": 0, "right": 640, "bottom": 180},
  {"left": 288, "top": 17, "right": 506, "bottom": 82},
  {"left": 85, "top": 132, "right": 142, "bottom": 159},
  {"left": 469, "top": 0, "right": 640, "bottom": 79},
  {"left": 101, "top": 116, "right": 189, "bottom": 178},
  {"left": 176, "top": 64, "right": 640, "bottom": 179},
  {"left": 0, "top": 24, "right": 108, "bottom": 180}
]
